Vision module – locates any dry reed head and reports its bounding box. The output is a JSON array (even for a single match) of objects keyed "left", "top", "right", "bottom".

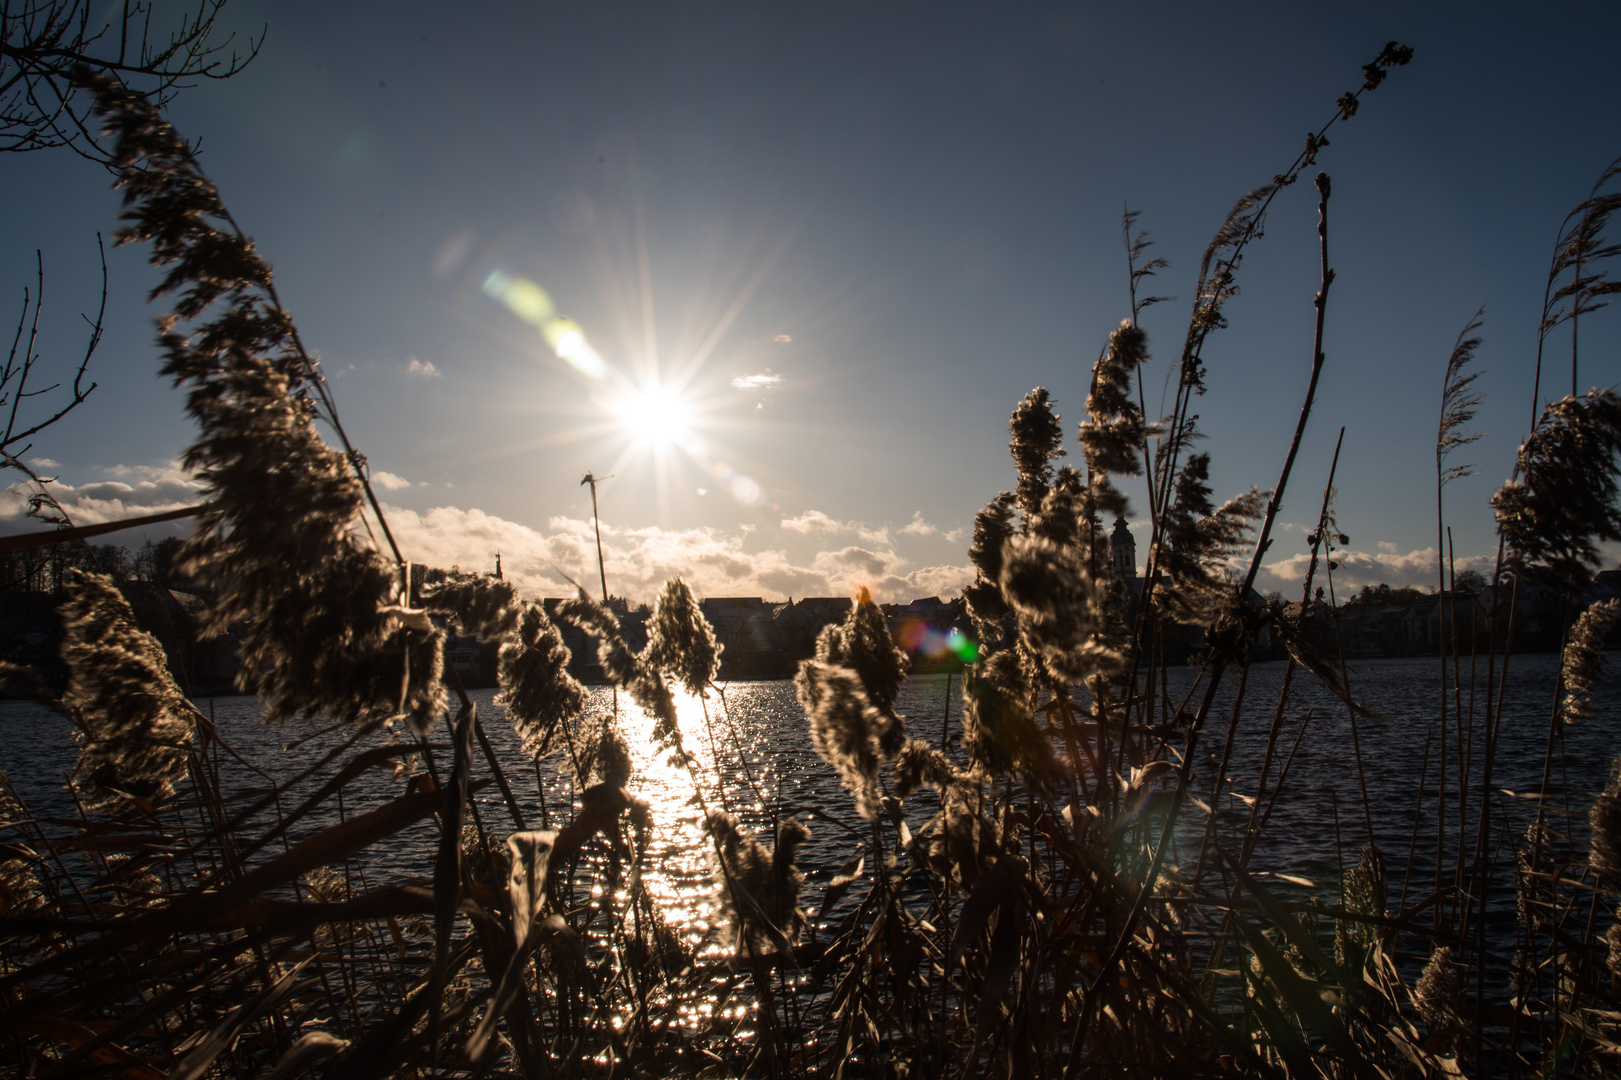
[
  {"left": 812, "top": 586, "right": 909, "bottom": 742},
  {"left": 498, "top": 602, "right": 587, "bottom": 761},
  {"left": 1334, "top": 845, "right": 1386, "bottom": 973},
  {"left": 998, "top": 533, "right": 1118, "bottom": 684},
  {"left": 59, "top": 569, "right": 197, "bottom": 810},
  {"left": 1437, "top": 308, "right": 1486, "bottom": 486},
  {"left": 1031, "top": 465, "right": 1086, "bottom": 548},
  {"left": 1077, "top": 320, "right": 1153, "bottom": 478},
  {"left": 892, "top": 738, "right": 970, "bottom": 798},
  {"left": 1542, "top": 156, "right": 1621, "bottom": 341},
  {"left": 961, "top": 648, "right": 1054, "bottom": 784},
  {"left": 1010, "top": 388, "right": 1066, "bottom": 525},
  {"left": 0, "top": 780, "right": 45, "bottom": 923},
  {"left": 1561, "top": 598, "right": 1620, "bottom": 722},
  {"left": 963, "top": 491, "right": 1017, "bottom": 645},
  {"left": 1155, "top": 453, "right": 1266, "bottom": 625},
  {"left": 88, "top": 72, "right": 445, "bottom": 730},
  {"left": 643, "top": 577, "right": 721, "bottom": 698},
  {"left": 1415, "top": 947, "right": 1461, "bottom": 1029},
  {"left": 426, "top": 576, "right": 520, "bottom": 641},
  {"left": 705, "top": 811, "right": 809, "bottom": 952},
  {"left": 570, "top": 714, "right": 633, "bottom": 789},
  {"left": 1492, "top": 390, "right": 1621, "bottom": 585},
  {"left": 1517, "top": 820, "right": 1559, "bottom": 930},
  {"left": 795, "top": 660, "right": 885, "bottom": 819},
  {"left": 1589, "top": 757, "right": 1621, "bottom": 889}
]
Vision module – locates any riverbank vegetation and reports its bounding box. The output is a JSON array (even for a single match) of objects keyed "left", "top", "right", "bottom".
[{"left": 7, "top": 43, "right": 1621, "bottom": 1079}]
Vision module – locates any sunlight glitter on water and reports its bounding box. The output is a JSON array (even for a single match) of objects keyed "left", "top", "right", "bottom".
[{"left": 605, "top": 682, "right": 782, "bottom": 960}]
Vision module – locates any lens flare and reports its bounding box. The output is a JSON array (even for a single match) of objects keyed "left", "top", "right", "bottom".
[{"left": 483, "top": 270, "right": 609, "bottom": 380}]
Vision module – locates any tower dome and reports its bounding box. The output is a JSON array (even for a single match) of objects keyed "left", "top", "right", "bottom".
[{"left": 1110, "top": 516, "right": 1137, "bottom": 580}]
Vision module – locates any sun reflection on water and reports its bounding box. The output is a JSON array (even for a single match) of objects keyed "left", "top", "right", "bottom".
[{"left": 603, "top": 683, "right": 777, "bottom": 960}]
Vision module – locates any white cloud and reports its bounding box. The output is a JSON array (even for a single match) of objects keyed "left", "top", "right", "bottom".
[
  {"left": 731, "top": 372, "right": 781, "bottom": 391},
  {"left": 814, "top": 545, "right": 893, "bottom": 578},
  {"left": 0, "top": 462, "right": 206, "bottom": 531},
  {"left": 781, "top": 509, "right": 843, "bottom": 533},
  {"left": 1261, "top": 545, "right": 1492, "bottom": 593},
  {"left": 779, "top": 509, "right": 889, "bottom": 544},
  {"left": 379, "top": 504, "right": 970, "bottom": 604},
  {"left": 406, "top": 358, "right": 441, "bottom": 377},
  {"left": 0, "top": 456, "right": 973, "bottom": 606},
  {"left": 900, "top": 511, "right": 936, "bottom": 537},
  {"left": 27, "top": 458, "right": 59, "bottom": 470}
]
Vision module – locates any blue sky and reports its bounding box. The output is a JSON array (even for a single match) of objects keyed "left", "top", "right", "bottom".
[{"left": 3, "top": 1, "right": 1619, "bottom": 603}]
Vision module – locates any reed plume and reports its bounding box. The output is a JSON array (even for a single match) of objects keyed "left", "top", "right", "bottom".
[
  {"left": 961, "top": 647, "right": 1053, "bottom": 782},
  {"left": 498, "top": 601, "right": 587, "bottom": 760},
  {"left": 1437, "top": 309, "right": 1486, "bottom": 487},
  {"left": 892, "top": 737, "right": 971, "bottom": 797},
  {"left": 87, "top": 73, "right": 445, "bottom": 729},
  {"left": 999, "top": 533, "right": 1116, "bottom": 684},
  {"left": 962, "top": 490, "right": 1017, "bottom": 645},
  {"left": 1492, "top": 390, "right": 1621, "bottom": 584},
  {"left": 570, "top": 714, "right": 633, "bottom": 788},
  {"left": 426, "top": 576, "right": 520, "bottom": 642},
  {"left": 1415, "top": 946, "right": 1461, "bottom": 1029},
  {"left": 0, "top": 781, "right": 46, "bottom": 925},
  {"left": 643, "top": 576, "right": 721, "bottom": 698},
  {"left": 1155, "top": 452, "right": 1266, "bottom": 624},
  {"left": 795, "top": 660, "right": 885, "bottom": 818},
  {"left": 1588, "top": 757, "right": 1621, "bottom": 888},
  {"left": 59, "top": 569, "right": 198, "bottom": 809},
  {"left": 1335, "top": 844, "right": 1386, "bottom": 973},
  {"left": 1560, "top": 597, "right": 1620, "bottom": 722},
  {"left": 1078, "top": 321, "right": 1153, "bottom": 478},
  {"left": 1537, "top": 155, "right": 1621, "bottom": 401},
  {"left": 810, "top": 586, "right": 908, "bottom": 741},
  {"left": 1009, "top": 387, "right": 1065, "bottom": 523},
  {"left": 705, "top": 812, "right": 810, "bottom": 952}
]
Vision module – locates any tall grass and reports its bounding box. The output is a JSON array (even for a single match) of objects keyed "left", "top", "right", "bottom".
[{"left": 4, "top": 43, "right": 1621, "bottom": 1079}]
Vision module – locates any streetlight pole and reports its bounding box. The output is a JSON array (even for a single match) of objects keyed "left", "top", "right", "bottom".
[{"left": 580, "top": 472, "right": 613, "bottom": 603}]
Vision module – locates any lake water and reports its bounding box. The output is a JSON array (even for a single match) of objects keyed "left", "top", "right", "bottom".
[{"left": 3, "top": 651, "right": 1617, "bottom": 965}]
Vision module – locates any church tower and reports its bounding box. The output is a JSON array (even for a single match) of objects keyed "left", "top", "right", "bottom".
[{"left": 1110, "top": 516, "right": 1137, "bottom": 581}]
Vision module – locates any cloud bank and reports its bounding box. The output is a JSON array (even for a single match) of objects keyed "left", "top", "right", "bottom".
[
  {"left": 0, "top": 463, "right": 205, "bottom": 530},
  {"left": 1261, "top": 545, "right": 1494, "bottom": 594},
  {"left": 384, "top": 504, "right": 972, "bottom": 604}
]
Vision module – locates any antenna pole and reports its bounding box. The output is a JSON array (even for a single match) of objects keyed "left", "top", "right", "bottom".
[{"left": 580, "top": 472, "right": 613, "bottom": 603}]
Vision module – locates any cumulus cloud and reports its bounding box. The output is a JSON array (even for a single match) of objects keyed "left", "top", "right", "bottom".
[
  {"left": 379, "top": 503, "right": 970, "bottom": 604},
  {"left": 406, "top": 358, "right": 441, "bottom": 377},
  {"left": 779, "top": 509, "right": 890, "bottom": 544},
  {"left": 0, "top": 462, "right": 205, "bottom": 531},
  {"left": 28, "top": 458, "right": 59, "bottom": 470},
  {"left": 731, "top": 372, "right": 782, "bottom": 390},
  {"left": 900, "top": 511, "right": 936, "bottom": 536},
  {"left": 814, "top": 545, "right": 893, "bottom": 578},
  {"left": 781, "top": 509, "right": 843, "bottom": 533},
  {"left": 1261, "top": 545, "right": 1493, "bottom": 593},
  {"left": 0, "top": 456, "right": 974, "bottom": 606}
]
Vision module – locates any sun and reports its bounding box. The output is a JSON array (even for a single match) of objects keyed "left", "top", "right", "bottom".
[{"left": 613, "top": 382, "right": 694, "bottom": 449}]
